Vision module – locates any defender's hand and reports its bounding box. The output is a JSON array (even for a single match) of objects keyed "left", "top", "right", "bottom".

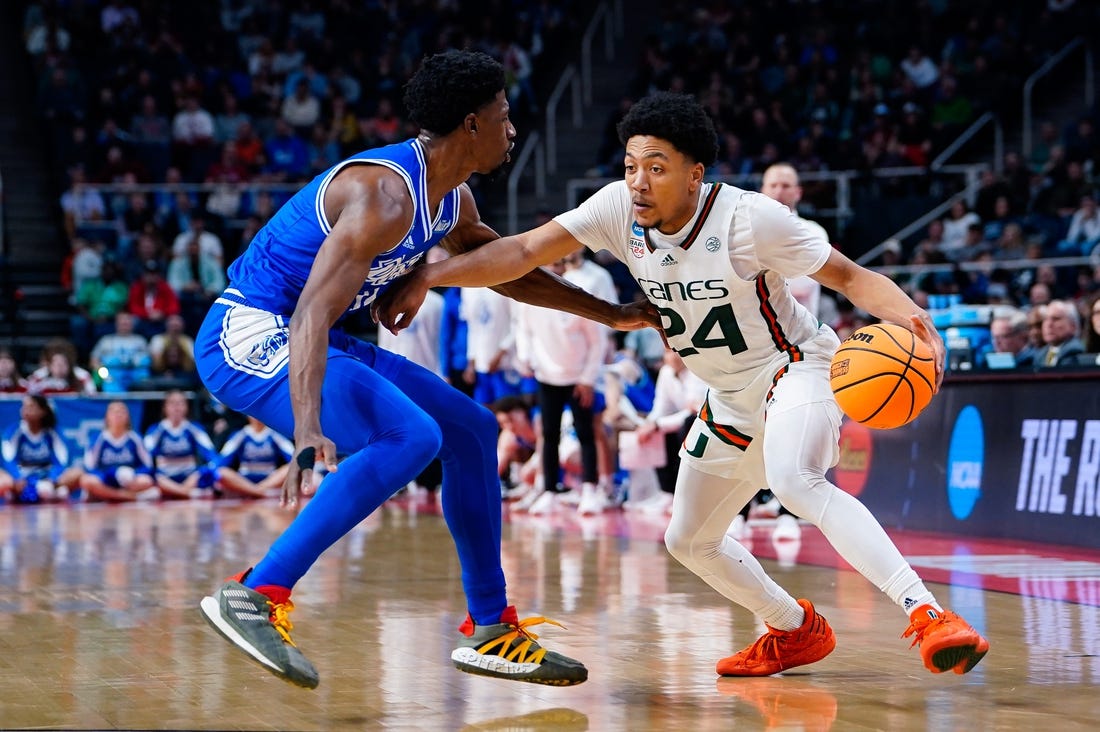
[
  {"left": 284, "top": 433, "right": 338, "bottom": 509},
  {"left": 372, "top": 269, "right": 430, "bottom": 334},
  {"left": 611, "top": 300, "right": 663, "bottom": 332}
]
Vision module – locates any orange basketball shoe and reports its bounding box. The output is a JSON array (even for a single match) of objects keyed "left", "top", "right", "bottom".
[
  {"left": 716, "top": 599, "right": 836, "bottom": 677},
  {"left": 903, "top": 605, "right": 989, "bottom": 674}
]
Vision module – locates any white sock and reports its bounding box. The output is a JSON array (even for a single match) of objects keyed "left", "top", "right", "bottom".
[
  {"left": 761, "top": 597, "right": 806, "bottom": 631},
  {"left": 881, "top": 567, "right": 942, "bottom": 614}
]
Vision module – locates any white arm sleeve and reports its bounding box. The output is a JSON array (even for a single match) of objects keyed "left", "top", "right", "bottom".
[{"left": 553, "top": 181, "right": 631, "bottom": 255}]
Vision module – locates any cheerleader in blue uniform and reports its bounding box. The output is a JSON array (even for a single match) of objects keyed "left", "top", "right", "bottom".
[
  {"left": 143, "top": 390, "right": 219, "bottom": 499},
  {"left": 0, "top": 395, "right": 82, "bottom": 503},
  {"left": 79, "top": 400, "right": 157, "bottom": 501},
  {"left": 215, "top": 416, "right": 294, "bottom": 498}
]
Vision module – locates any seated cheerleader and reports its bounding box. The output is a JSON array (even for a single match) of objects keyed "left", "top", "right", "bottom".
[
  {"left": 143, "top": 390, "right": 219, "bottom": 499},
  {"left": 215, "top": 416, "right": 294, "bottom": 499},
  {"left": 79, "top": 400, "right": 158, "bottom": 501},
  {"left": 0, "top": 394, "right": 83, "bottom": 503}
]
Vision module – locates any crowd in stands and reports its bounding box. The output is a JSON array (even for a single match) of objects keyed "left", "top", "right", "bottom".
[{"left": 590, "top": 1, "right": 1093, "bottom": 210}]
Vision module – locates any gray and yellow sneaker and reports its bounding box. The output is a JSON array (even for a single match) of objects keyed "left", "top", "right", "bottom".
[
  {"left": 199, "top": 570, "right": 319, "bottom": 689},
  {"left": 451, "top": 606, "right": 588, "bottom": 686}
]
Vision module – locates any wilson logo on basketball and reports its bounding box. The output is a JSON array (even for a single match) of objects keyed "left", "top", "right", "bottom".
[
  {"left": 830, "top": 359, "right": 850, "bottom": 379},
  {"left": 848, "top": 332, "right": 875, "bottom": 343}
]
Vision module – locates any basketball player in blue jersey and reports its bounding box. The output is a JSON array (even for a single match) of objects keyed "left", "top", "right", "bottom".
[
  {"left": 376, "top": 91, "right": 989, "bottom": 679},
  {"left": 195, "top": 49, "right": 657, "bottom": 689}
]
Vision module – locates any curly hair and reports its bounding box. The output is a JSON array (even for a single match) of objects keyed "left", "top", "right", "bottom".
[
  {"left": 616, "top": 91, "right": 718, "bottom": 167},
  {"left": 403, "top": 50, "right": 506, "bottom": 136}
]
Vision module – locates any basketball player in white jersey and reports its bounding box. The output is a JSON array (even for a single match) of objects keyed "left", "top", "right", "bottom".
[{"left": 375, "top": 92, "right": 989, "bottom": 678}]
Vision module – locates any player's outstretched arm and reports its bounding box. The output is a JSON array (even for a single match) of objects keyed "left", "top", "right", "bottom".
[
  {"left": 283, "top": 167, "right": 414, "bottom": 506},
  {"left": 811, "top": 249, "right": 945, "bottom": 390},
  {"left": 374, "top": 185, "right": 660, "bottom": 333}
]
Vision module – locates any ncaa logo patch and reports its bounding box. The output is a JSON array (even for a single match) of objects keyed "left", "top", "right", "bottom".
[
  {"left": 705, "top": 236, "right": 721, "bottom": 252},
  {"left": 946, "top": 405, "right": 983, "bottom": 520}
]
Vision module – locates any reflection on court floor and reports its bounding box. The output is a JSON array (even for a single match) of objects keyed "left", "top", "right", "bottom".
[{"left": 1, "top": 498, "right": 1098, "bottom": 731}]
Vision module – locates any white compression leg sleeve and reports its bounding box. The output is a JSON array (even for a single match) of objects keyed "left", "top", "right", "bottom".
[
  {"left": 664, "top": 461, "right": 806, "bottom": 629},
  {"left": 763, "top": 400, "right": 937, "bottom": 612}
]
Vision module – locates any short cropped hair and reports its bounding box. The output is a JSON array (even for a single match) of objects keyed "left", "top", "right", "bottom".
[
  {"left": 403, "top": 50, "right": 505, "bottom": 136},
  {"left": 616, "top": 92, "right": 719, "bottom": 167}
]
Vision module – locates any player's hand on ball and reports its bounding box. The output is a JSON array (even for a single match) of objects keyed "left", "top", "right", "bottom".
[{"left": 909, "top": 313, "right": 945, "bottom": 392}]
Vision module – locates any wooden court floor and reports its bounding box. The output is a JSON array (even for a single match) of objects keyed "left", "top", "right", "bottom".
[{"left": 1, "top": 496, "right": 1099, "bottom": 731}]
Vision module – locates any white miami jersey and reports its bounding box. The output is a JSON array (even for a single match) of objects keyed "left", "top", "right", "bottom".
[{"left": 555, "top": 181, "right": 836, "bottom": 392}]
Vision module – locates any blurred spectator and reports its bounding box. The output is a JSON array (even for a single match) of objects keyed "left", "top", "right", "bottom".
[
  {"left": 361, "top": 97, "right": 403, "bottom": 148},
  {"left": 1083, "top": 295, "right": 1100, "bottom": 355},
  {"left": 439, "top": 287, "right": 474, "bottom": 398},
  {"left": 60, "top": 165, "right": 106, "bottom": 240},
  {"left": 168, "top": 234, "right": 227, "bottom": 335},
  {"left": 130, "top": 94, "right": 171, "bottom": 143},
  {"left": 0, "top": 394, "right": 82, "bottom": 503},
  {"left": 263, "top": 118, "right": 309, "bottom": 181},
  {"left": 915, "top": 219, "right": 945, "bottom": 257},
  {"left": 171, "top": 94, "right": 216, "bottom": 177},
  {"left": 628, "top": 348, "right": 708, "bottom": 514},
  {"left": 491, "top": 396, "right": 539, "bottom": 499},
  {"left": 232, "top": 120, "right": 266, "bottom": 173},
  {"left": 79, "top": 400, "right": 158, "bottom": 502},
  {"left": 71, "top": 258, "right": 130, "bottom": 357},
  {"left": 149, "top": 315, "right": 196, "bottom": 371},
  {"left": 513, "top": 256, "right": 605, "bottom": 515},
  {"left": 147, "top": 333, "right": 199, "bottom": 389},
  {"left": 462, "top": 286, "right": 522, "bottom": 406},
  {"left": 989, "top": 310, "right": 1035, "bottom": 367},
  {"left": 170, "top": 214, "right": 224, "bottom": 265},
  {"left": 1056, "top": 195, "right": 1100, "bottom": 256},
  {"left": 63, "top": 237, "right": 105, "bottom": 299},
  {"left": 1034, "top": 299, "right": 1085, "bottom": 367},
  {"left": 127, "top": 260, "right": 181, "bottom": 338},
  {"left": 27, "top": 339, "right": 96, "bottom": 395},
  {"left": 281, "top": 78, "right": 321, "bottom": 137},
  {"left": 375, "top": 288, "right": 444, "bottom": 377},
  {"left": 214, "top": 92, "right": 251, "bottom": 145},
  {"left": 307, "top": 122, "right": 341, "bottom": 176},
  {"left": 89, "top": 311, "right": 151, "bottom": 392},
  {"left": 900, "top": 45, "right": 939, "bottom": 90},
  {"left": 940, "top": 199, "right": 980, "bottom": 256},
  {"left": 0, "top": 349, "right": 28, "bottom": 393}
]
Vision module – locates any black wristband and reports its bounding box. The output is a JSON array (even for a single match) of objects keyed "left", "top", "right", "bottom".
[{"left": 296, "top": 446, "right": 317, "bottom": 470}]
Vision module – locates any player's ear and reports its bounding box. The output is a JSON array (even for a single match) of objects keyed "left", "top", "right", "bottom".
[{"left": 466, "top": 114, "right": 478, "bottom": 135}]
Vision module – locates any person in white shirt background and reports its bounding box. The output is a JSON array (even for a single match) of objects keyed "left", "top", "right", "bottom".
[
  {"left": 625, "top": 348, "right": 707, "bottom": 515},
  {"left": 513, "top": 257, "right": 607, "bottom": 516}
]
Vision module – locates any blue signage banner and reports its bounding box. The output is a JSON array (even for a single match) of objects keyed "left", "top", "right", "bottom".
[
  {"left": 0, "top": 396, "right": 147, "bottom": 460},
  {"left": 839, "top": 372, "right": 1100, "bottom": 549}
]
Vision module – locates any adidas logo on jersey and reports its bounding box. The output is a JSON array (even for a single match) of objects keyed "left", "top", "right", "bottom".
[{"left": 659, "top": 253, "right": 677, "bottom": 266}]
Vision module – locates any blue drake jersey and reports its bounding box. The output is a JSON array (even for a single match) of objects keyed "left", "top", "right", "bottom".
[
  {"left": 228, "top": 138, "right": 461, "bottom": 317},
  {"left": 217, "top": 425, "right": 294, "bottom": 478},
  {"left": 1, "top": 422, "right": 69, "bottom": 479},
  {"left": 83, "top": 430, "right": 152, "bottom": 472},
  {"left": 144, "top": 419, "right": 217, "bottom": 479}
]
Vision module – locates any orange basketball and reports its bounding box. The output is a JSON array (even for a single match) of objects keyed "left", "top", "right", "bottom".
[{"left": 829, "top": 323, "right": 937, "bottom": 429}]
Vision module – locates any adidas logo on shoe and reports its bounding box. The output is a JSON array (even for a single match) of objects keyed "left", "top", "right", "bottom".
[{"left": 660, "top": 253, "right": 677, "bottom": 266}]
